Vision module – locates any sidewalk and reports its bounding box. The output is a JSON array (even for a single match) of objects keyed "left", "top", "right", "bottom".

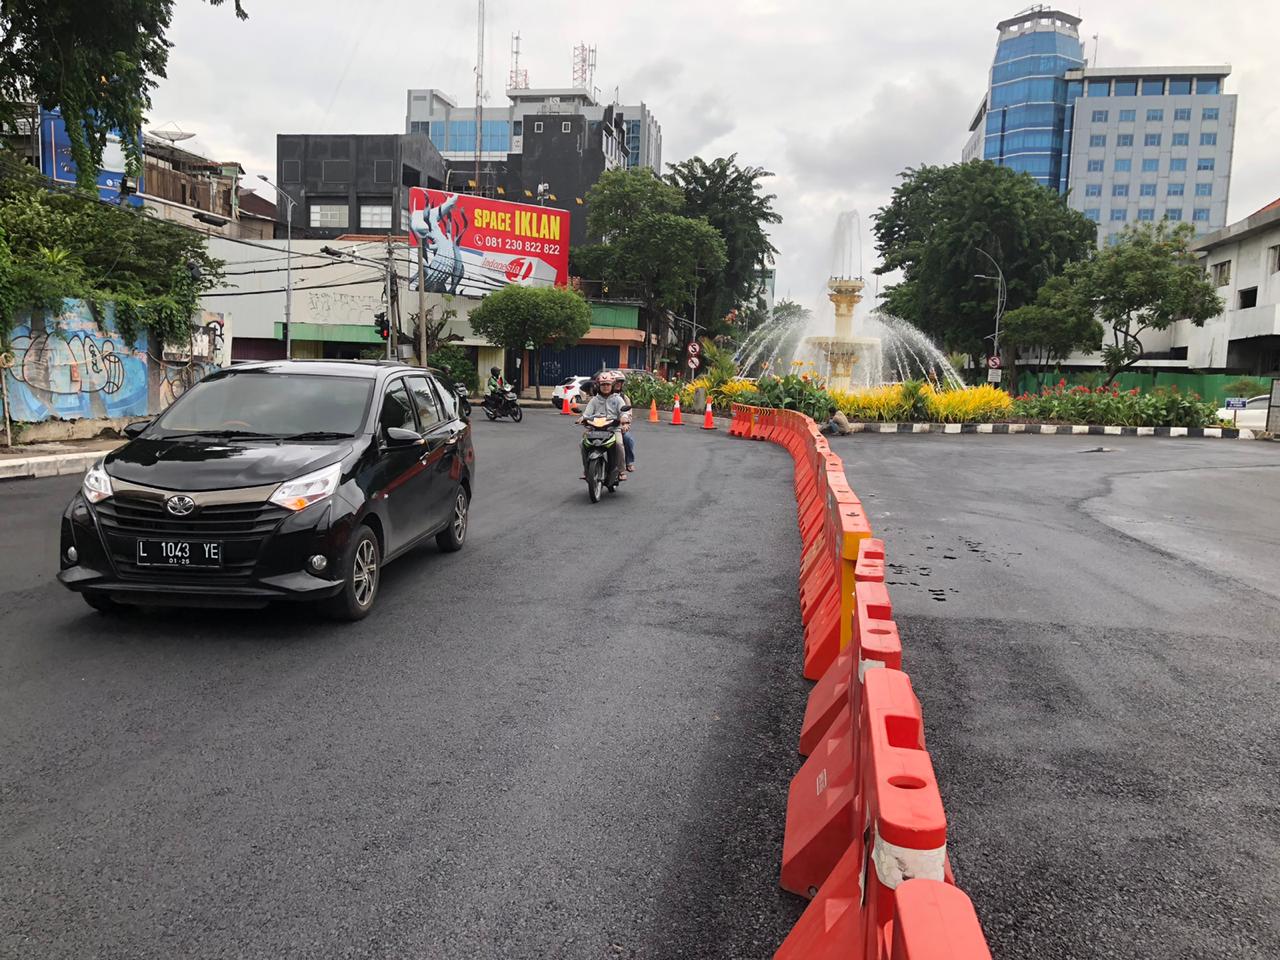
[{"left": 0, "top": 438, "right": 121, "bottom": 482}]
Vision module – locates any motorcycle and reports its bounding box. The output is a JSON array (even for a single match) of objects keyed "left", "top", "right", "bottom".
[
  {"left": 580, "top": 410, "right": 629, "bottom": 503},
  {"left": 452, "top": 382, "right": 472, "bottom": 419},
  {"left": 483, "top": 385, "right": 523, "bottom": 423}
]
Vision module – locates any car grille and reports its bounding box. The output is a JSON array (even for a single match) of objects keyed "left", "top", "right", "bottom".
[{"left": 95, "top": 494, "right": 289, "bottom": 584}]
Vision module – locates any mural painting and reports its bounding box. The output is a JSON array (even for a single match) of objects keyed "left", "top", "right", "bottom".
[{"left": 2, "top": 299, "right": 230, "bottom": 423}]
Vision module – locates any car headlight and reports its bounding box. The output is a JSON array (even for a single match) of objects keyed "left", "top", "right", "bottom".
[
  {"left": 82, "top": 461, "right": 114, "bottom": 504},
  {"left": 269, "top": 462, "right": 342, "bottom": 512}
]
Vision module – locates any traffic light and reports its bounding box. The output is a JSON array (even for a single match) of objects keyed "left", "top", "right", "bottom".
[{"left": 374, "top": 311, "right": 389, "bottom": 341}]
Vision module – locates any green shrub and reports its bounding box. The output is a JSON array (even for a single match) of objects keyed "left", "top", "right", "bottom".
[
  {"left": 1011, "top": 382, "right": 1220, "bottom": 427},
  {"left": 429, "top": 344, "right": 479, "bottom": 394}
]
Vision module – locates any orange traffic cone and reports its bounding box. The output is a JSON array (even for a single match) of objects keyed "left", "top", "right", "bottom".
[
  {"left": 648, "top": 398, "right": 659, "bottom": 423},
  {"left": 702, "top": 398, "right": 716, "bottom": 430},
  {"left": 670, "top": 395, "right": 684, "bottom": 425},
  {"left": 560, "top": 392, "right": 574, "bottom": 415}
]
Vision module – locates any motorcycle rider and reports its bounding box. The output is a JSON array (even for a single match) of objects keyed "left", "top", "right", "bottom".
[{"left": 577, "top": 370, "right": 627, "bottom": 481}]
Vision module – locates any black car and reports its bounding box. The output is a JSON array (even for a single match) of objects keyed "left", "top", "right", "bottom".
[{"left": 58, "top": 360, "right": 474, "bottom": 620}]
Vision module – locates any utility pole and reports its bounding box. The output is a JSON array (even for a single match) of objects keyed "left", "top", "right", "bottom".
[
  {"left": 474, "top": 0, "right": 485, "bottom": 195},
  {"left": 417, "top": 243, "right": 427, "bottom": 366},
  {"left": 385, "top": 234, "right": 394, "bottom": 360}
]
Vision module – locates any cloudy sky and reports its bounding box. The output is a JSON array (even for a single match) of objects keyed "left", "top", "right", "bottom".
[{"left": 152, "top": 0, "right": 1278, "bottom": 314}]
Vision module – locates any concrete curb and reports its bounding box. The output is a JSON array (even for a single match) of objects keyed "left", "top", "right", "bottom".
[
  {"left": 0, "top": 450, "right": 104, "bottom": 482},
  {"left": 832, "top": 421, "right": 1258, "bottom": 440}
]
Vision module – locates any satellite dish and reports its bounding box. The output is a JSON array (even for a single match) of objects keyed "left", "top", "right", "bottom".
[{"left": 149, "top": 127, "right": 196, "bottom": 143}]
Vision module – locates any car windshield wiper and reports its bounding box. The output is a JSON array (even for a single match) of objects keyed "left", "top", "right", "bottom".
[
  {"left": 279, "top": 431, "right": 355, "bottom": 441},
  {"left": 157, "top": 429, "right": 281, "bottom": 440}
]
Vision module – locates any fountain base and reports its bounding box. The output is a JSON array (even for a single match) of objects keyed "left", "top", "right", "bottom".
[{"left": 805, "top": 335, "right": 884, "bottom": 392}]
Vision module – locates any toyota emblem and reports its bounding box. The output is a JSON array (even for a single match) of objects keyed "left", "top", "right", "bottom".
[{"left": 165, "top": 495, "right": 196, "bottom": 517}]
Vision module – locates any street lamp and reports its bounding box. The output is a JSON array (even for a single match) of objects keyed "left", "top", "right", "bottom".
[
  {"left": 259, "top": 174, "right": 299, "bottom": 359},
  {"left": 973, "top": 248, "right": 1006, "bottom": 358}
]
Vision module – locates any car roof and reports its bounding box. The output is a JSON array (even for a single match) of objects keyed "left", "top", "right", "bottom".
[{"left": 225, "top": 359, "right": 427, "bottom": 380}]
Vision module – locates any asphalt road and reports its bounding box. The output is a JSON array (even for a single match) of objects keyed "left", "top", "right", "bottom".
[
  {"left": 4, "top": 417, "right": 1278, "bottom": 960},
  {"left": 832, "top": 433, "right": 1280, "bottom": 960},
  {"left": 0, "top": 411, "right": 809, "bottom": 960}
]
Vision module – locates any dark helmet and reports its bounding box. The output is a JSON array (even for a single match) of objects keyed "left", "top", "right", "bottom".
[{"left": 490, "top": 366, "right": 501, "bottom": 377}]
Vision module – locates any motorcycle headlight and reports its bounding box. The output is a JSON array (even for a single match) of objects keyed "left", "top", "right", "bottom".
[
  {"left": 82, "top": 461, "right": 114, "bottom": 504},
  {"left": 269, "top": 462, "right": 342, "bottom": 512}
]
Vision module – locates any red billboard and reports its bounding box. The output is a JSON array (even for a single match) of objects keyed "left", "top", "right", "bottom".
[{"left": 407, "top": 187, "right": 570, "bottom": 298}]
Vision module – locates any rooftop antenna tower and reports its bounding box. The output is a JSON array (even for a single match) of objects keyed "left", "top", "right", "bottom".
[
  {"left": 572, "top": 42, "right": 597, "bottom": 93},
  {"left": 474, "top": 0, "right": 485, "bottom": 194},
  {"left": 509, "top": 32, "right": 529, "bottom": 89}
]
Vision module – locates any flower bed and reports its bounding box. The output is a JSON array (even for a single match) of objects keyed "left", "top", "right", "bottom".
[{"left": 1010, "top": 382, "right": 1221, "bottom": 428}]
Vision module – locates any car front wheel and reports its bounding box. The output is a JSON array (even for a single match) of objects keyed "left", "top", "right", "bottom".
[
  {"left": 324, "top": 525, "right": 381, "bottom": 621},
  {"left": 436, "top": 487, "right": 469, "bottom": 552}
]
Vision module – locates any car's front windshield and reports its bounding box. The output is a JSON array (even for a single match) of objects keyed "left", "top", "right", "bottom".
[{"left": 151, "top": 372, "right": 374, "bottom": 438}]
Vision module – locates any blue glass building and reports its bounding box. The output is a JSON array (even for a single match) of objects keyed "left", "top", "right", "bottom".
[{"left": 963, "top": 9, "right": 1085, "bottom": 189}]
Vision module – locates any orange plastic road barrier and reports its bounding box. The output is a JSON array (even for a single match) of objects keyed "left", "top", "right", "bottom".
[
  {"left": 702, "top": 399, "right": 717, "bottom": 430},
  {"left": 671, "top": 395, "right": 683, "bottom": 425},
  {"left": 855, "top": 537, "right": 887, "bottom": 582},
  {"left": 889, "top": 880, "right": 993, "bottom": 960},
  {"left": 774, "top": 832, "right": 866, "bottom": 959},
  {"left": 780, "top": 703, "right": 857, "bottom": 897},
  {"left": 648, "top": 398, "right": 659, "bottom": 423}
]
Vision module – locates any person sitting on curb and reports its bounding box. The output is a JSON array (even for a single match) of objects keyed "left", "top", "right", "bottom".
[{"left": 824, "top": 406, "right": 855, "bottom": 436}]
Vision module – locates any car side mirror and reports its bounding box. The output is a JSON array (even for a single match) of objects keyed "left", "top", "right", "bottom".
[
  {"left": 384, "top": 426, "right": 424, "bottom": 446},
  {"left": 123, "top": 419, "right": 152, "bottom": 439}
]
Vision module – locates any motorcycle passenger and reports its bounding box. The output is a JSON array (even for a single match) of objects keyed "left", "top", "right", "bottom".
[
  {"left": 578, "top": 370, "right": 626, "bottom": 479},
  {"left": 615, "top": 372, "right": 636, "bottom": 473}
]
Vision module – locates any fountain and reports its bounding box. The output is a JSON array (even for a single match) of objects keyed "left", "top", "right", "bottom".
[{"left": 804, "top": 276, "right": 884, "bottom": 392}]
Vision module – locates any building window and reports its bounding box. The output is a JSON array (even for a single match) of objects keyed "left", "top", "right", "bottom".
[
  {"left": 1087, "top": 158, "right": 1104, "bottom": 172},
  {"left": 1210, "top": 261, "right": 1231, "bottom": 286},
  {"left": 1193, "top": 208, "right": 1211, "bottom": 223},
  {"left": 309, "top": 203, "right": 348, "bottom": 228},
  {"left": 281, "top": 159, "right": 302, "bottom": 184},
  {"left": 1172, "top": 132, "right": 1190, "bottom": 147},
  {"left": 1091, "top": 109, "right": 1109, "bottom": 122},
  {"left": 1270, "top": 244, "right": 1280, "bottom": 273},
  {"left": 1139, "top": 183, "right": 1157, "bottom": 197},
  {"left": 1165, "top": 208, "right": 1183, "bottom": 221},
  {"left": 1144, "top": 133, "right": 1162, "bottom": 147},
  {"left": 1115, "top": 158, "right": 1132, "bottom": 172},
  {"left": 1197, "top": 157, "right": 1216, "bottom": 171},
  {"left": 1089, "top": 134, "right": 1107, "bottom": 147},
  {"left": 1168, "top": 182, "right": 1185, "bottom": 196},
  {"left": 1118, "top": 109, "right": 1136, "bottom": 122},
  {"left": 1085, "top": 184, "right": 1102, "bottom": 197},
  {"left": 1117, "top": 133, "right": 1134, "bottom": 147},
  {"left": 359, "top": 204, "right": 393, "bottom": 229},
  {"left": 1146, "top": 109, "right": 1164, "bottom": 122},
  {"left": 1169, "top": 78, "right": 1193, "bottom": 95},
  {"left": 1114, "top": 79, "right": 1138, "bottom": 96},
  {"left": 1197, "top": 77, "right": 1221, "bottom": 95},
  {"left": 1195, "top": 183, "right": 1213, "bottom": 197},
  {"left": 321, "top": 159, "right": 351, "bottom": 183},
  {"left": 1138, "top": 209, "right": 1156, "bottom": 222},
  {"left": 1142, "top": 158, "right": 1159, "bottom": 172},
  {"left": 1203, "top": 107, "right": 1220, "bottom": 121},
  {"left": 512, "top": 120, "right": 523, "bottom": 136},
  {"left": 373, "top": 160, "right": 392, "bottom": 184},
  {"left": 1088, "top": 79, "right": 1110, "bottom": 97},
  {"left": 1200, "top": 132, "right": 1218, "bottom": 146},
  {"left": 1110, "top": 209, "right": 1128, "bottom": 222},
  {"left": 1170, "top": 158, "right": 1188, "bottom": 172},
  {"left": 1238, "top": 287, "right": 1258, "bottom": 309},
  {"left": 533, "top": 121, "right": 543, "bottom": 133},
  {"left": 1084, "top": 208, "right": 1101, "bottom": 222},
  {"left": 1142, "top": 79, "right": 1165, "bottom": 96},
  {"left": 562, "top": 121, "right": 572, "bottom": 133},
  {"left": 1113, "top": 183, "right": 1129, "bottom": 197},
  {"left": 1174, "top": 107, "right": 1192, "bottom": 122}
]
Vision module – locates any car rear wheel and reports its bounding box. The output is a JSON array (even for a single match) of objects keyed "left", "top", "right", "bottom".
[
  {"left": 436, "top": 487, "right": 469, "bottom": 552},
  {"left": 323, "top": 526, "right": 380, "bottom": 621}
]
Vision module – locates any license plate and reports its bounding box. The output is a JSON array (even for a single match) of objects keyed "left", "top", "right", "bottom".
[{"left": 136, "top": 539, "right": 222, "bottom": 568}]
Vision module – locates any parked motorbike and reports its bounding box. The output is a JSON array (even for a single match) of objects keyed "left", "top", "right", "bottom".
[
  {"left": 579, "top": 411, "right": 628, "bottom": 503},
  {"left": 483, "top": 386, "right": 523, "bottom": 423},
  {"left": 452, "top": 382, "right": 472, "bottom": 419}
]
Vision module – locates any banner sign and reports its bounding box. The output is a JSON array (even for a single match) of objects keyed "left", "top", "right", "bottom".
[
  {"left": 39, "top": 109, "right": 143, "bottom": 206},
  {"left": 407, "top": 187, "right": 569, "bottom": 297}
]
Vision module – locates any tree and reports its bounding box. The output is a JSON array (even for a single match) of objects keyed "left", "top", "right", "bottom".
[
  {"left": 405, "top": 295, "right": 459, "bottom": 365},
  {"left": 1052, "top": 221, "right": 1222, "bottom": 385},
  {"left": 872, "top": 161, "right": 1097, "bottom": 360},
  {"left": 467, "top": 284, "right": 592, "bottom": 399},
  {"left": 580, "top": 168, "right": 726, "bottom": 369},
  {"left": 1001, "top": 274, "right": 1103, "bottom": 387},
  {"left": 665, "top": 155, "right": 781, "bottom": 337},
  {"left": 0, "top": 0, "right": 247, "bottom": 190},
  {"left": 0, "top": 157, "right": 222, "bottom": 344}
]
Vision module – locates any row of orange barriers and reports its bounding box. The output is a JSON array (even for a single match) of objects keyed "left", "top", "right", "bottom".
[{"left": 728, "top": 404, "right": 993, "bottom": 960}]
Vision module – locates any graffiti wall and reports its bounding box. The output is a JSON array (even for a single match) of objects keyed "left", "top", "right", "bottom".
[{"left": 3, "top": 300, "right": 230, "bottom": 423}]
